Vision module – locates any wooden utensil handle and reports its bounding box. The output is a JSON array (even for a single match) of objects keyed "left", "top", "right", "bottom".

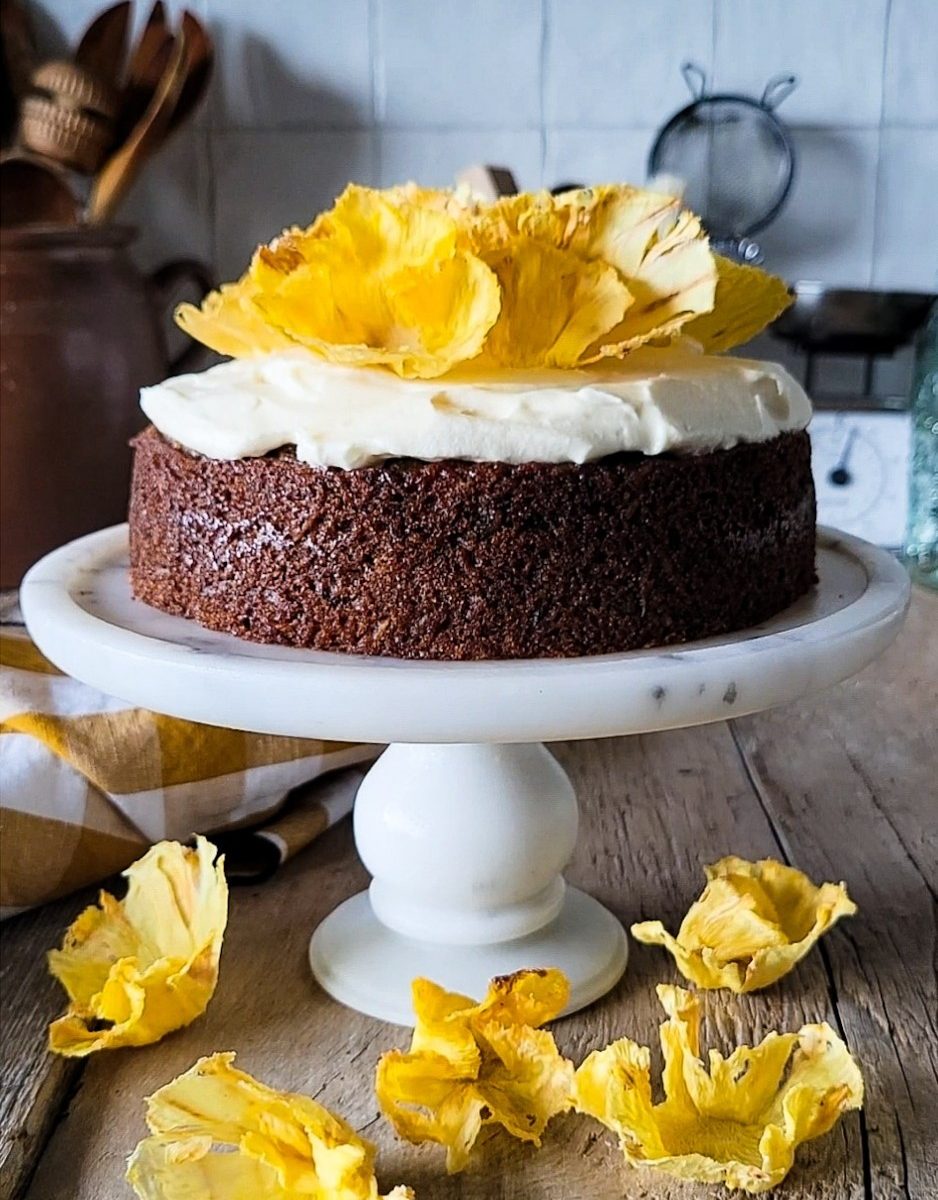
[
  {"left": 87, "top": 27, "right": 187, "bottom": 223},
  {"left": 148, "top": 257, "right": 213, "bottom": 373}
]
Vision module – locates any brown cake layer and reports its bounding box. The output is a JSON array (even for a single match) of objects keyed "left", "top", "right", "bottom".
[{"left": 129, "top": 427, "right": 816, "bottom": 660}]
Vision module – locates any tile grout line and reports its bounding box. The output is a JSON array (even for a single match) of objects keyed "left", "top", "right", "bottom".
[
  {"left": 195, "top": 118, "right": 902, "bottom": 135},
  {"left": 368, "top": 0, "right": 384, "bottom": 183},
  {"left": 870, "top": 0, "right": 895, "bottom": 288},
  {"left": 538, "top": 0, "right": 550, "bottom": 185}
]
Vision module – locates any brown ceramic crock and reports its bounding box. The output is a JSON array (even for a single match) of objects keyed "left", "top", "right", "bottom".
[{"left": 0, "top": 224, "right": 212, "bottom": 587}]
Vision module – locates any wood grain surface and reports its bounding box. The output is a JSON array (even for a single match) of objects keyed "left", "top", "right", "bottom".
[
  {"left": 3, "top": 587, "right": 935, "bottom": 1200},
  {"left": 0, "top": 897, "right": 84, "bottom": 1200}
]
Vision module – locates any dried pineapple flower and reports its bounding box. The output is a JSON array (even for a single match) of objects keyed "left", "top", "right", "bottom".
[
  {"left": 177, "top": 184, "right": 500, "bottom": 378},
  {"left": 683, "top": 254, "right": 793, "bottom": 353},
  {"left": 376, "top": 968, "right": 574, "bottom": 1172},
  {"left": 574, "top": 984, "right": 863, "bottom": 1194},
  {"left": 174, "top": 279, "right": 297, "bottom": 358},
  {"left": 631, "top": 856, "right": 857, "bottom": 993},
  {"left": 518, "top": 186, "right": 790, "bottom": 352},
  {"left": 475, "top": 238, "right": 630, "bottom": 368},
  {"left": 126, "top": 1052, "right": 414, "bottom": 1200},
  {"left": 466, "top": 185, "right": 715, "bottom": 367},
  {"left": 560, "top": 187, "right": 719, "bottom": 355},
  {"left": 471, "top": 184, "right": 790, "bottom": 358},
  {"left": 48, "top": 837, "right": 227, "bottom": 1055},
  {"left": 176, "top": 183, "right": 790, "bottom": 376}
]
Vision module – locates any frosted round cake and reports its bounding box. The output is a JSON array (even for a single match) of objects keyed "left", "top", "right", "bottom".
[{"left": 128, "top": 182, "right": 815, "bottom": 660}]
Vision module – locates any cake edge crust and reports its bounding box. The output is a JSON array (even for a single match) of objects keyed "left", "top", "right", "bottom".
[{"left": 129, "top": 427, "right": 817, "bottom": 661}]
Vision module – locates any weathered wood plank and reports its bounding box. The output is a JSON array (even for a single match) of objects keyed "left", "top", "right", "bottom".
[
  {"left": 731, "top": 585, "right": 938, "bottom": 1200},
  {"left": 17, "top": 589, "right": 934, "bottom": 1200},
  {"left": 553, "top": 729, "right": 865, "bottom": 1200},
  {"left": 0, "top": 895, "right": 87, "bottom": 1200},
  {"left": 23, "top": 732, "right": 859, "bottom": 1198}
]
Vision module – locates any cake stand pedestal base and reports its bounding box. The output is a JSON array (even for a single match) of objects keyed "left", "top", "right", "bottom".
[
  {"left": 308, "top": 742, "right": 627, "bottom": 1025},
  {"left": 309, "top": 887, "right": 626, "bottom": 1027}
]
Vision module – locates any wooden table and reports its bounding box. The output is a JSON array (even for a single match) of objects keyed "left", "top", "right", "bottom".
[{"left": 3, "top": 587, "right": 935, "bottom": 1200}]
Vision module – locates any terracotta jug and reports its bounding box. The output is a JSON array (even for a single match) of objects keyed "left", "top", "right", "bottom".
[{"left": 0, "top": 225, "right": 212, "bottom": 587}]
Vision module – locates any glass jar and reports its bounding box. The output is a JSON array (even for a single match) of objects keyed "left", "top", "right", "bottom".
[{"left": 904, "top": 301, "right": 938, "bottom": 588}]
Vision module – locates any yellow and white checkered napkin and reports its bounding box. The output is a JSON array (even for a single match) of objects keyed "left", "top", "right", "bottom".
[{"left": 0, "top": 609, "right": 377, "bottom": 916}]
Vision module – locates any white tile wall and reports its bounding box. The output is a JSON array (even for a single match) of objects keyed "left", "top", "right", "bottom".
[
  {"left": 378, "top": 130, "right": 543, "bottom": 190},
  {"left": 210, "top": 0, "right": 372, "bottom": 129},
  {"left": 884, "top": 0, "right": 938, "bottom": 126},
  {"left": 121, "top": 127, "right": 214, "bottom": 270},
  {"left": 212, "top": 131, "right": 378, "bottom": 276},
  {"left": 543, "top": 128, "right": 653, "bottom": 190},
  {"left": 545, "top": 0, "right": 714, "bottom": 128},
  {"left": 378, "top": 0, "right": 543, "bottom": 128},
  {"left": 756, "top": 129, "right": 880, "bottom": 286},
  {"left": 35, "top": 0, "right": 938, "bottom": 302},
  {"left": 873, "top": 129, "right": 938, "bottom": 291},
  {"left": 713, "top": 0, "right": 888, "bottom": 127}
]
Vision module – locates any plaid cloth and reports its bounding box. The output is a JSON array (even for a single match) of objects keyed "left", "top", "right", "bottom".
[{"left": 0, "top": 601, "right": 376, "bottom": 916}]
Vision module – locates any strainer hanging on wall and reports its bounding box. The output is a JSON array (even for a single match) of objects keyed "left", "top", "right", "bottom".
[{"left": 648, "top": 63, "right": 798, "bottom": 264}]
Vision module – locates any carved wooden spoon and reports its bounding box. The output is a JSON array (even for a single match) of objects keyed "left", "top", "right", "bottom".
[{"left": 87, "top": 26, "right": 188, "bottom": 224}]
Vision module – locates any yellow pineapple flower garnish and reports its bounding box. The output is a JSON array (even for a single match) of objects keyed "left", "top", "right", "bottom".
[
  {"left": 683, "top": 253, "right": 793, "bottom": 352},
  {"left": 177, "top": 183, "right": 791, "bottom": 377},
  {"left": 631, "top": 856, "right": 857, "bottom": 993},
  {"left": 574, "top": 984, "right": 863, "bottom": 1194},
  {"left": 375, "top": 968, "right": 574, "bottom": 1172},
  {"left": 178, "top": 184, "right": 500, "bottom": 378},
  {"left": 47, "top": 837, "right": 227, "bottom": 1055},
  {"left": 126, "top": 1053, "right": 414, "bottom": 1200}
]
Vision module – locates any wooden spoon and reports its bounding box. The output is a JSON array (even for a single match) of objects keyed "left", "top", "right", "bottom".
[
  {"left": 118, "top": 0, "right": 174, "bottom": 141},
  {"left": 75, "top": 1, "right": 131, "bottom": 91},
  {"left": 168, "top": 10, "right": 212, "bottom": 134},
  {"left": 87, "top": 26, "right": 188, "bottom": 223},
  {"left": 1, "top": 0, "right": 39, "bottom": 126}
]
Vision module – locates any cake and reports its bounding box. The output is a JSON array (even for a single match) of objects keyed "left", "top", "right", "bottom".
[{"left": 129, "top": 183, "right": 815, "bottom": 661}]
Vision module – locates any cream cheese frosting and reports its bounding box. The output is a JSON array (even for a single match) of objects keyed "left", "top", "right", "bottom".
[{"left": 140, "top": 347, "right": 811, "bottom": 470}]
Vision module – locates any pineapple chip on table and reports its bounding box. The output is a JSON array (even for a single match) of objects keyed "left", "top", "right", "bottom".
[
  {"left": 47, "top": 837, "right": 227, "bottom": 1055},
  {"left": 574, "top": 984, "right": 863, "bottom": 1194},
  {"left": 126, "top": 1053, "right": 414, "bottom": 1200},
  {"left": 631, "top": 856, "right": 857, "bottom": 993},
  {"left": 375, "top": 968, "right": 574, "bottom": 1172}
]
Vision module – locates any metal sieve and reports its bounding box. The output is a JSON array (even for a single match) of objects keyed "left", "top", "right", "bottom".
[{"left": 648, "top": 62, "right": 798, "bottom": 263}]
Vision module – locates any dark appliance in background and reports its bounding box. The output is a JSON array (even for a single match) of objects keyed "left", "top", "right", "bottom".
[{"left": 773, "top": 284, "right": 935, "bottom": 395}]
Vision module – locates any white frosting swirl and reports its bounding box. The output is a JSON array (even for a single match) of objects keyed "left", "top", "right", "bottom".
[{"left": 140, "top": 348, "right": 811, "bottom": 469}]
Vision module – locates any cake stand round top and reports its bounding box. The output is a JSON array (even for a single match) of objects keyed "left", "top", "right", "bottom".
[{"left": 21, "top": 525, "right": 909, "bottom": 744}]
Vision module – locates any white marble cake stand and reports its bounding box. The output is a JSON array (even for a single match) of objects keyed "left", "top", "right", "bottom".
[{"left": 22, "top": 525, "right": 909, "bottom": 1025}]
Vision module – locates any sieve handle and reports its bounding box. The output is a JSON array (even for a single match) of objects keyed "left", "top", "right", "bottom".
[
  {"left": 712, "top": 237, "right": 764, "bottom": 266},
  {"left": 761, "top": 73, "right": 798, "bottom": 110},
  {"left": 681, "top": 61, "right": 707, "bottom": 100}
]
